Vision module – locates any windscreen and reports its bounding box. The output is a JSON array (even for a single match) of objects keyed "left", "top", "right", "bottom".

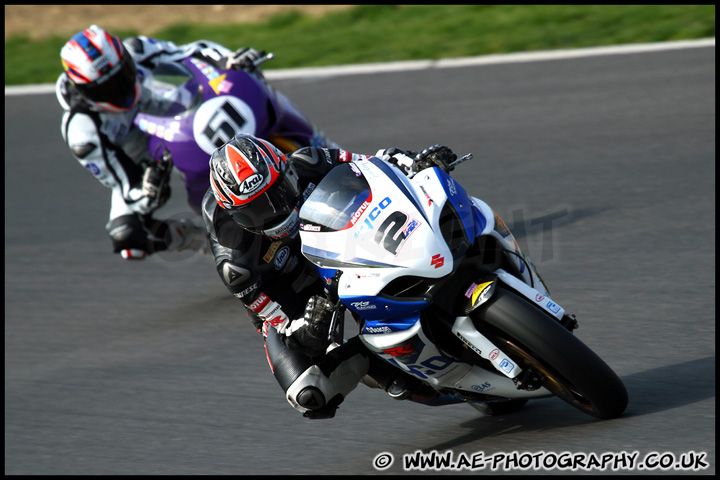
[
  {"left": 299, "top": 163, "right": 371, "bottom": 232},
  {"left": 148, "top": 61, "right": 203, "bottom": 117}
]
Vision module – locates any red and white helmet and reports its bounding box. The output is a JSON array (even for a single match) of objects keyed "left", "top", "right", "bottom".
[
  {"left": 60, "top": 25, "right": 141, "bottom": 113},
  {"left": 210, "top": 135, "right": 301, "bottom": 239}
]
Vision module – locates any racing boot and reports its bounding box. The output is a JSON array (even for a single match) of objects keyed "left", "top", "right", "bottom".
[{"left": 265, "top": 328, "right": 369, "bottom": 419}]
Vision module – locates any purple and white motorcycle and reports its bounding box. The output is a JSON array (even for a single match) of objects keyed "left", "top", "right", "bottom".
[
  {"left": 134, "top": 53, "right": 337, "bottom": 214},
  {"left": 298, "top": 153, "right": 628, "bottom": 419}
]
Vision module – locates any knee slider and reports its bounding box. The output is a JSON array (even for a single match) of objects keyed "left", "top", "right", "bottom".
[
  {"left": 286, "top": 351, "right": 369, "bottom": 416},
  {"left": 107, "top": 215, "right": 147, "bottom": 254}
]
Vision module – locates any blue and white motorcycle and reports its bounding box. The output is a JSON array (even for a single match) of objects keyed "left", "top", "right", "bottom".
[{"left": 298, "top": 153, "right": 627, "bottom": 419}]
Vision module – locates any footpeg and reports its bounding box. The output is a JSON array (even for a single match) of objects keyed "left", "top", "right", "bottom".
[
  {"left": 561, "top": 313, "right": 578, "bottom": 331},
  {"left": 514, "top": 368, "right": 543, "bottom": 391}
]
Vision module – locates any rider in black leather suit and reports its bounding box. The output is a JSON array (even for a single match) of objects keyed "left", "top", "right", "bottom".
[{"left": 202, "top": 134, "right": 456, "bottom": 418}]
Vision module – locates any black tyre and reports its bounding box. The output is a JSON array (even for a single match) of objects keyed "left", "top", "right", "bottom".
[{"left": 474, "top": 287, "right": 628, "bottom": 419}]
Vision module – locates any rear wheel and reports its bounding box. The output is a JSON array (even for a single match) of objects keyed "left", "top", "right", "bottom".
[{"left": 474, "top": 287, "right": 628, "bottom": 419}]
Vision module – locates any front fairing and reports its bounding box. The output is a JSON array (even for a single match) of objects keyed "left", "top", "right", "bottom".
[
  {"left": 133, "top": 57, "right": 275, "bottom": 167},
  {"left": 299, "top": 158, "right": 488, "bottom": 322},
  {"left": 300, "top": 158, "right": 452, "bottom": 291}
]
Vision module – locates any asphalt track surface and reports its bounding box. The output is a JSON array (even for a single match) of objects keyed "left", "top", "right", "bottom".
[{"left": 5, "top": 45, "right": 715, "bottom": 475}]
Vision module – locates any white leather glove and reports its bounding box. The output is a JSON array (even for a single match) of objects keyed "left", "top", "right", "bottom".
[{"left": 223, "top": 47, "right": 265, "bottom": 71}]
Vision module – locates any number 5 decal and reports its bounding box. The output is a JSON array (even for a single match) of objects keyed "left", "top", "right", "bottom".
[{"left": 193, "top": 96, "right": 257, "bottom": 154}]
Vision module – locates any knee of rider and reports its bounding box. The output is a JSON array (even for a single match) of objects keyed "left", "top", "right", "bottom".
[
  {"left": 106, "top": 215, "right": 147, "bottom": 253},
  {"left": 285, "top": 351, "right": 370, "bottom": 413}
]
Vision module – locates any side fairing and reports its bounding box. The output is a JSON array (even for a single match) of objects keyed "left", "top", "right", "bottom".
[{"left": 472, "top": 196, "right": 545, "bottom": 291}]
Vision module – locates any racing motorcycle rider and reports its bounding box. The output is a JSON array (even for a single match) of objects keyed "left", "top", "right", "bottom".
[
  {"left": 57, "top": 24, "right": 269, "bottom": 260},
  {"left": 202, "top": 133, "right": 458, "bottom": 418}
]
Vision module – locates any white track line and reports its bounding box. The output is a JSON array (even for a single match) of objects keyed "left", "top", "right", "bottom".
[{"left": 5, "top": 38, "right": 715, "bottom": 96}]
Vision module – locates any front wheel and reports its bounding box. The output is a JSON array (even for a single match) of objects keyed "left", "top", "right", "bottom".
[{"left": 474, "top": 287, "right": 628, "bottom": 419}]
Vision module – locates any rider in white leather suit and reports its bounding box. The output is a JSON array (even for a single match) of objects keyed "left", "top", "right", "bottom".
[{"left": 57, "top": 24, "right": 264, "bottom": 260}]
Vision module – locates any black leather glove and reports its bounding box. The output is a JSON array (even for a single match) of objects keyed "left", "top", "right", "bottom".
[
  {"left": 414, "top": 144, "right": 457, "bottom": 173},
  {"left": 223, "top": 47, "right": 265, "bottom": 71},
  {"left": 294, "top": 295, "right": 335, "bottom": 356}
]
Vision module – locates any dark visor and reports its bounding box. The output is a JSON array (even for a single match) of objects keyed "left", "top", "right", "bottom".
[
  {"left": 77, "top": 54, "right": 137, "bottom": 107},
  {"left": 229, "top": 175, "right": 300, "bottom": 230}
]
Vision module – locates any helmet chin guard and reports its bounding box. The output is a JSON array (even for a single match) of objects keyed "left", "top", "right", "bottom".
[{"left": 260, "top": 207, "right": 300, "bottom": 240}]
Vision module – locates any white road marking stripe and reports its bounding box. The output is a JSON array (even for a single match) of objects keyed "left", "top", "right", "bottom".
[{"left": 5, "top": 38, "right": 714, "bottom": 96}]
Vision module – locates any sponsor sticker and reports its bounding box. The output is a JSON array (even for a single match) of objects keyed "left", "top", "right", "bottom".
[
  {"left": 350, "top": 200, "right": 371, "bottom": 226},
  {"left": 363, "top": 325, "right": 393, "bottom": 334},
  {"left": 350, "top": 300, "right": 377, "bottom": 311},
  {"left": 431, "top": 254, "right": 445, "bottom": 269},
  {"left": 403, "top": 218, "right": 421, "bottom": 238},
  {"left": 447, "top": 178, "right": 458, "bottom": 196},
  {"left": 248, "top": 293, "right": 270, "bottom": 313},
  {"left": 546, "top": 300, "right": 561, "bottom": 314},
  {"left": 263, "top": 241, "right": 282, "bottom": 263},
  {"left": 85, "top": 163, "right": 101, "bottom": 176},
  {"left": 471, "top": 281, "right": 494, "bottom": 306},
  {"left": 499, "top": 358, "right": 515, "bottom": 373},
  {"left": 235, "top": 281, "right": 260, "bottom": 298},
  {"left": 383, "top": 343, "right": 415, "bottom": 357},
  {"left": 238, "top": 173, "right": 264, "bottom": 195},
  {"left": 355, "top": 197, "right": 392, "bottom": 238},
  {"left": 274, "top": 246, "right": 290, "bottom": 270},
  {"left": 471, "top": 382, "right": 492, "bottom": 392},
  {"left": 456, "top": 331, "right": 482, "bottom": 356},
  {"left": 302, "top": 183, "right": 316, "bottom": 202}
]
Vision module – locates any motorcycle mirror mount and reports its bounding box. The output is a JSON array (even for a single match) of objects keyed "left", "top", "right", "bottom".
[
  {"left": 449, "top": 153, "right": 473, "bottom": 169},
  {"left": 253, "top": 52, "right": 274, "bottom": 68}
]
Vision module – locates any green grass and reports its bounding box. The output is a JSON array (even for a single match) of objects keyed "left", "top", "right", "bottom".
[{"left": 5, "top": 5, "right": 715, "bottom": 86}]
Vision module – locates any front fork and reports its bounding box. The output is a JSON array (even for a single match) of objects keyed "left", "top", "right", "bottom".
[{"left": 452, "top": 272, "right": 579, "bottom": 392}]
